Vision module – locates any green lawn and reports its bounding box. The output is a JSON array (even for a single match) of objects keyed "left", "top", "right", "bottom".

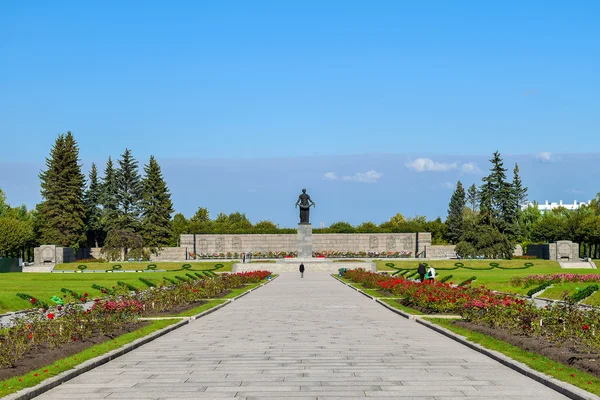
[
  {"left": 0, "top": 271, "right": 223, "bottom": 313},
  {"left": 53, "top": 261, "right": 233, "bottom": 271},
  {"left": 425, "top": 318, "right": 600, "bottom": 396},
  {"left": 376, "top": 259, "right": 596, "bottom": 295}
]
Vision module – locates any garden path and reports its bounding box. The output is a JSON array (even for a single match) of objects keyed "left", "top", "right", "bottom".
[{"left": 35, "top": 272, "right": 568, "bottom": 399}]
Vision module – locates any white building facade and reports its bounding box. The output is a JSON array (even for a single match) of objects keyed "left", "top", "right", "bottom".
[{"left": 522, "top": 200, "right": 592, "bottom": 212}]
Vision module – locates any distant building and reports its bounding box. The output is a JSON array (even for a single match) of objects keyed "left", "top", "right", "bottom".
[{"left": 522, "top": 200, "right": 591, "bottom": 212}]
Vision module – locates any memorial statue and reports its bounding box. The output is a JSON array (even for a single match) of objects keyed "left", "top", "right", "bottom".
[{"left": 295, "top": 188, "right": 316, "bottom": 224}]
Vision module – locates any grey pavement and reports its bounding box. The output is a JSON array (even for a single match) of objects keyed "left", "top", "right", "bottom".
[{"left": 35, "top": 272, "right": 569, "bottom": 399}]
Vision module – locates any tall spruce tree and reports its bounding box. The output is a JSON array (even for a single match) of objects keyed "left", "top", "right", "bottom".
[
  {"left": 38, "top": 132, "right": 86, "bottom": 248},
  {"left": 141, "top": 156, "right": 174, "bottom": 251},
  {"left": 446, "top": 181, "right": 466, "bottom": 244},
  {"left": 115, "top": 149, "right": 142, "bottom": 232},
  {"left": 84, "top": 163, "right": 103, "bottom": 247},
  {"left": 513, "top": 163, "right": 528, "bottom": 208},
  {"left": 466, "top": 183, "right": 479, "bottom": 211},
  {"left": 101, "top": 157, "right": 119, "bottom": 232}
]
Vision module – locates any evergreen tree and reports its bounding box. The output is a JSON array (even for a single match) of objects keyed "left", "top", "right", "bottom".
[
  {"left": 466, "top": 183, "right": 479, "bottom": 211},
  {"left": 141, "top": 156, "right": 174, "bottom": 251},
  {"left": 100, "top": 157, "right": 118, "bottom": 232},
  {"left": 513, "top": 163, "right": 528, "bottom": 208},
  {"left": 446, "top": 181, "right": 466, "bottom": 244},
  {"left": 38, "top": 132, "right": 86, "bottom": 248},
  {"left": 114, "top": 148, "right": 142, "bottom": 232},
  {"left": 84, "top": 163, "right": 104, "bottom": 247}
]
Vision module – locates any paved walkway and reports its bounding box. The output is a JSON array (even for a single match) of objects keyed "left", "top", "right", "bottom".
[{"left": 36, "top": 273, "right": 568, "bottom": 399}]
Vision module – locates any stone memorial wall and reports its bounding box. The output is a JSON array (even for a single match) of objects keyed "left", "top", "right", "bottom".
[{"left": 181, "top": 232, "right": 431, "bottom": 256}]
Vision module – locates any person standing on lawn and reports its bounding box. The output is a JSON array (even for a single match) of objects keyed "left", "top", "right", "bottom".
[
  {"left": 427, "top": 265, "right": 436, "bottom": 281},
  {"left": 417, "top": 263, "right": 426, "bottom": 282},
  {"left": 299, "top": 263, "right": 305, "bottom": 278}
]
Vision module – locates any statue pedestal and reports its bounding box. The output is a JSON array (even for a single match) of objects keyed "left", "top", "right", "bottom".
[{"left": 297, "top": 224, "right": 313, "bottom": 259}]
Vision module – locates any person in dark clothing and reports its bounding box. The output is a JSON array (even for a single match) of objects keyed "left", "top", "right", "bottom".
[
  {"left": 299, "top": 263, "right": 305, "bottom": 278},
  {"left": 417, "top": 263, "right": 426, "bottom": 282}
]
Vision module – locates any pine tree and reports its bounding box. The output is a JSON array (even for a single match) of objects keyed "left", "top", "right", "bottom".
[
  {"left": 38, "top": 132, "right": 86, "bottom": 248},
  {"left": 141, "top": 156, "right": 174, "bottom": 251},
  {"left": 466, "top": 184, "right": 479, "bottom": 211},
  {"left": 115, "top": 149, "right": 142, "bottom": 232},
  {"left": 84, "top": 163, "right": 104, "bottom": 247},
  {"left": 513, "top": 163, "right": 528, "bottom": 208},
  {"left": 446, "top": 181, "right": 466, "bottom": 244},
  {"left": 101, "top": 157, "right": 119, "bottom": 232}
]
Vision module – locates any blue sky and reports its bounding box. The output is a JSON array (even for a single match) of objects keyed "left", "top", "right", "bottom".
[{"left": 0, "top": 1, "right": 598, "bottom": 226}]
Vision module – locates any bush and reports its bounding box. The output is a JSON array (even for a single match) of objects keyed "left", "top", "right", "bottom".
[
  {"left": 457, "top": 276, "right": 476, "bottom": 287},
  {"left": 440, "top": 275, "right": 453, "bottom": 283},
  {"left": 568, "top": 284, "right": 599, "bottom": 303},
  {"left": 526, "top": 282, "right": 552, "bottom": 297}
]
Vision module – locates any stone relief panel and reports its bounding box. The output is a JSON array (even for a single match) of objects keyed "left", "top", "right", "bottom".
[
  {"left": 215, "top": 237, "right": 225, "bottom": 253},
  {"left": 386, "top": 236, "right": 396, "bottom": 251},
  {"left": 404, "top": 236, "right": 413, "bottom": 251},
  {"left": 369, "top": 236, "right": 379, "bottom": 250},
  {"left": 198, "top": 239, "right": 208, "bottom": 252},
  {"left": 232, "top": 237, "right": 242, "bottom": 251}
]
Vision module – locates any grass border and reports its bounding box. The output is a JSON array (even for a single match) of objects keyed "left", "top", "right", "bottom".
[
  {"left": 1, "top": 276, "right": 276, "bottom": 400},
  {"left": 418, "top": 318, "right": 600, "bottom": 399}
]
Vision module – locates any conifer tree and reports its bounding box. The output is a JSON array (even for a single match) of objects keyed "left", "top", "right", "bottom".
[
  {"left": 84, "top": 163, "right": 104, "bottom": 247},
  {"left": 446, "top": 181, "right": 466, "bottom": 244},
  {"left": 513, "top": 163, "right": 528, "bottom": 208},
  {"left": 101, "top": 157, "right": 119, "bottom": 232},
  {"left": 141, "top": 156, "right": 174, "bottom": 251},
  {"left": 38, "top": 132, "right": 86, "bottom": 248},
  {"left": 115, "top": 149, "right": 142, "bottom": 232},
  {"left": 466, "top": 183, "right": 479, "bottom": 211}
]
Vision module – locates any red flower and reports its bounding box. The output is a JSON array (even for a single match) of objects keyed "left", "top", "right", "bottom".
[
  {"left": 57, "top": 306, "right": 62, "bottom": 311},
  {"left": 570, "top": 373, "right": 576, "bottom": 377},
  {"left": 583, "top": 325, "right": 590, "bottom": 330},
  {"left": 43, "top": 369, "right": 48, "bottom": 373},
  {"left": 30, "top": 298, "right": 36, "bottom": 304},
  {"left": 47, "top": 313, "right": 55, "bottom": 320},
  {"left": 33, "top": 373, "right": 39, "bottom": 377},
  {"left": 18, "top": 378, "right": 22, "bottom": 382},
  {"left": 27, "top": 333, "right": 33, "bottom": 339},
  {"left": 73, "top": 337, "right": 77, "bottom": 341},
  {"left": 84, "top": 292, "right": 88, "bottom": 297},
  {"left": 80, "top": 297, "right": 86, "bottom": 302}
]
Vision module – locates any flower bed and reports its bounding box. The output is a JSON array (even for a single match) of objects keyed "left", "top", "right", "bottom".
[
  {"left": 510, "top": 273, "right": 600, "bottom": 287},
  {"left": 0, "top": 271, "right": 271, "bottom": 377}
]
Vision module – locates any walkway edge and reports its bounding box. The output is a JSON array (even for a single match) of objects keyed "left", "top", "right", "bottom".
[
  {"left": 333, "top": 274, "right": 599, "bottom": 400},
  {"left": 416, "top": 318, "right": 599, "bottom": 400},
  {"left": 3, "top": 277, "right": 276, "bottom": 400}
]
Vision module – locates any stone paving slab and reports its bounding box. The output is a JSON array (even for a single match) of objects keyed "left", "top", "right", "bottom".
[{"left": 34, "top": 272, "right": 571, "bottom": 399}]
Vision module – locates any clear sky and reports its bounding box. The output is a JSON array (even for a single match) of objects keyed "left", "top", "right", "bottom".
[{"left": 1, "top": 1, "right": 598, "bottom": 226}]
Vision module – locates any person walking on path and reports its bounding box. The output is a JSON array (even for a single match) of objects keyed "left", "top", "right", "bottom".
[
  {"left": 299, "top": 263, "right": 305, "bottom": 278},
  {"left": 427, "top": 265, "right": 436, "bottom": 281},
  {"left": 242, "top": 253, "right": 246, "bottom": 263},
  {"left": 417, "top": 263, "right": 426, "bottom": 282},
  {"left": 248, "top": 252, "right": 252, "bottom": 262}
]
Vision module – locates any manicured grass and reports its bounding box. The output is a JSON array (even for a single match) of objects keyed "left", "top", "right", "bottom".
[
  {"left": 380, "top": 298, "right": 425, "bottom": 315},
  {"left": 53, "top": 261, "right": 233, "bottom": 271},
  {"left": 0, "top": 272, "right": 224, "bottom": 313},
  {"left": 583, "top": 290, "right": 600, "bottom": 306},
  {"left": 424, "top": 318, "right": 600, "bottom": 396},
  {"left": 162, "top": 299, "right": 228, "bottom": 317},
  {"left": 0, "top": 319, "right": 178, "bottom": 398},
  {"left": 376, "top": 260, "right": 596, "bottom": 295},
  {"left": 221, "top": 283, "right": 261, "bottom": 299}
]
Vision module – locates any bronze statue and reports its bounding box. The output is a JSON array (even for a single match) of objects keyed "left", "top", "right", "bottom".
[{"left": 295, "top": 188, "right": 316, "bottom": 224}]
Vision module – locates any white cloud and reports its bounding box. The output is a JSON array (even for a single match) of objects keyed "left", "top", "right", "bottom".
[
  {"left": 323, "top": 172, "right": 338, "bottom": 180},
  {"left": 341, "top": 169, "right": 383, "bottom": 183},
  {"left": 537, "top": 152, "right": 554, "bottom": 163},
  {"left": 461, "top": 162, "right": 480, "bottom": 174},
  {"left": 406, "top": 158, "right": 457, "bottom": 172},
  {"left": 440, "top": 182, "right": 454, "bottom": 189}
]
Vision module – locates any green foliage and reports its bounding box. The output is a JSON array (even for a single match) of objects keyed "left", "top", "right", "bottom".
[
  {"left": 100, "top": 156, "right": 119, "bottom": 232},
  {"left": 91, "top": 284, "right": 116, "bottom": 295},
  {"left": 38, "top": 132, "right": 86, "bottom": 248},
  {"left": 84, "top": 163, "right": 104, "bottom": 247},
  {"left": 457, "top": 276, "right": 476, "bottom": 286},
  {"left": 446, "top": 181, "right": 465, "bottom": 244},
  {"left": 163, "top": 277, "right": 177, "bottom": 285},
  {"left": 15, "top": 293, "right": 49, "bottom": 309},
  {"left": 138, "top": 277, "right": 156, "bottom": 288},
  {"left": 102, "top": 229, "right": 144, "bottom": 261},
  {"left": 114, "top": 148, "right": 142, "bottom": 232},
  {"left": 440, "top": 275, "right": 453, "bottom": 283},
  {"left": 141, "top": 156, "right": 174, "bottom": 252},
  {"left": 175, "top": 275, "right": 190, "bottom": 283},
  {"left": 327, "top": 221, "right": 355, "bottom": 233},
  {"left": 117, "top": 280, "right": 139, "bottom": 292},
  {"left": 568, "top": 284, "right": 599, "bottom": 303},
  {"left": 455, "top": 223, "right": 513, "bottom": 259},
  {"left": 466, "top": 183, "right": 478, "bottom": 211},
  {"left": 0, "top": 216, "right": 34, "bottom": 256},
  {"left": 170, "top": 213, "right": 189, "bottom": 246},
  {"left": 526, "top": 282, "right": 552, "bottom": 297}
]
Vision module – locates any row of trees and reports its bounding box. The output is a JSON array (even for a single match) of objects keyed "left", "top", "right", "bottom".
[
  {"left": 37, "top": 132, "right": 174, "bottom": 259},
  {"left": 0, "top": 189, "right": 35, "bottom": 258},
  {"left": 171, "top": 209, "right": 448, "bottom": 246}
]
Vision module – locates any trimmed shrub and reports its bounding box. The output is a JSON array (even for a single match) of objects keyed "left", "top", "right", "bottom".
[
  {"left": 457, "top": 276, "right": 476, "bottom": 287},
  {"left": 568, "top": 284, "right": 599, "bottom": 303},
  {"left": 526, "top": 282, "right": 552, "bottom": 297},
  {"left": 440, "top": 275, "right": 453, "bottom": 283}
]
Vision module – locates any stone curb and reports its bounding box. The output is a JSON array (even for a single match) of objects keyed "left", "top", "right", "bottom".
[
  {"left": 416, "top": 318, "right": 600, "bottom": 400},
  {"left": 3, "top": 319, "right": 189, "bottom": 400},
  {"left": 332, "top": 275, "right": 599, "bottom": 400},
  {"left": 3, "top": 277, "right": 274, "bottom": 400}
]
